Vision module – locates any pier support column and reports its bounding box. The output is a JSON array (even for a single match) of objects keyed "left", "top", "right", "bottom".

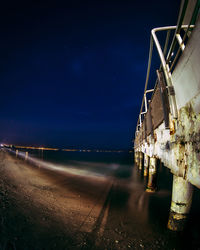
[
  {"left": 168, "top": 175, "right": 193, "bottom": 231},
  {"left": 146, "top": 156, "right": 157, "bottom": 192},
  {"left": 134, "top": 151, "right": 139, "bottom": 166},
  {"left": 144, "top": 154, "right": 149, "bottom": 177},
  {"left": 139, "top": 152, "right": 144, "bottom": 170}
]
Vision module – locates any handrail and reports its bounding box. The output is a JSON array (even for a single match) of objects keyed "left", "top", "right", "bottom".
[
  {"left": 169, "top": 0, "right": 200, "bottom": 71},
  {"left": 163, "top": 30, "right": 171, "bottom": 58},
  {"left": 151, "top": 26, "right": 179, "bottom": 120},
  {"left": 137, "top": 36, "right": 154, "bottom": 130},
  {"left": 135, "top": 24, "right": 195, "bottom": 134},
  {"left": 166, "top": 0, "right": 189, "bottom": 65}
]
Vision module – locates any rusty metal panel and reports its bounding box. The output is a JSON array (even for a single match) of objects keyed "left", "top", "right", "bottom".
[
  {"left": 139, "top": 130, "right": 142, "bottom": 143},
  {"left": 141, "top": 122, "right": 145, "bottom": 140},
  {"left": 150, "top": 84, "right": 164, "bottom": 129},
  {"left": 157, "top": 70, "right": 170, "bottom": 128},
  {"left": 146, "top": 109, "right": 153, "bottom": 136},
  {"left": 143, "top": 117, "right": 147, "bottom": 140}
]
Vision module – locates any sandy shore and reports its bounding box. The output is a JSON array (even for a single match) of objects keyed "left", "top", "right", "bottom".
[
  {"left": 0, "top": 150, "right": 115, "bottom": 249},
  {"left": 0, "top": 150, "right": 200, "bottom": 250}
]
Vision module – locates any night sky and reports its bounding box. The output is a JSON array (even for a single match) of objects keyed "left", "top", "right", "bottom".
[{"left": 0, "top": 0, "right": 180, "bottom": 150}]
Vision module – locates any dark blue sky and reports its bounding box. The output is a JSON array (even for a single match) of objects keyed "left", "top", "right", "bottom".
[{"left": 0, "top": 0, "right": 180, "bottom": 149}]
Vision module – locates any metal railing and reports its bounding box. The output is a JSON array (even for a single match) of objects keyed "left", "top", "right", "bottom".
[{"left": 135, "top": 24, "right": 195, "bottom": 138}]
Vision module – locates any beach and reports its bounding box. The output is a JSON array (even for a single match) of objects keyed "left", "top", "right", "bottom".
[{"left": 0, "top": 150, "right": 199, "bottom": 249}]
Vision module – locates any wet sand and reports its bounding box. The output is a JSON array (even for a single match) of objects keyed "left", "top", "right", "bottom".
[{"left": 0, "top": 151, "right": 200, "bottom": 249}]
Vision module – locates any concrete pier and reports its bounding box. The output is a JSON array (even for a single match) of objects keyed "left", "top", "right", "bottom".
[
  {"left": 146, "top": 157, "right": 157, "bottom": 193},
  {"left": 167, "top": 175, "right": 193, "bottom": 231},
  {"left": 134, "top": 0, "right": 200, "bottom": 231}
]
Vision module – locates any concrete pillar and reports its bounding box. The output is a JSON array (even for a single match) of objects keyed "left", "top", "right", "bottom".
[
  {"left": 16, "top": 149, "right": 18, "bottom": 157},
  {"left": 134, "top": 151, "right": 138, "bottom": 166},
  {"left": 144, "top": 154, "right": 149, "bottom": 177},
  {"left": 146, "top": 156, "right": 157, "bottom": 192},
  {"left": 135, "top": 151, "right": 140, "bottom": 166},
  {"left": 167, "top": 175, "right": 193, "bottom": 231},
  {"left": 139, "top": 152, "right": 144, "bottom": 170}
]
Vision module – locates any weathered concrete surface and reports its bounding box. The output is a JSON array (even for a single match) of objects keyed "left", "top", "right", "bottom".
[
  {"left": 168, "top": 175, "right": 193, "bottom": 231},
  {"left": 170, "top": 176, "right": 193, "bottom": 214},
  {"left": 174, "top": 102, "right": 200, "bottom": 188},
  {"left": 139, "top": 96, "right": 200, "bottom": 190}
]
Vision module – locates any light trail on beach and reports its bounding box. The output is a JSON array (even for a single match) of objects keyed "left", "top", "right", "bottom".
[{"left": 5, "top": 148, "right": 120, "bottom": 180}]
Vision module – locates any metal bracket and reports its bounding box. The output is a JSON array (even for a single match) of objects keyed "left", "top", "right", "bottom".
[{"left": 167, "top": 86, "right": 175, "bottom": 96}]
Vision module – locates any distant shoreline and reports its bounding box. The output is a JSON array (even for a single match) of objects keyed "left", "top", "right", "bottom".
[{"left": 1, "top": 144, "right": 133, "bottom": 153}]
